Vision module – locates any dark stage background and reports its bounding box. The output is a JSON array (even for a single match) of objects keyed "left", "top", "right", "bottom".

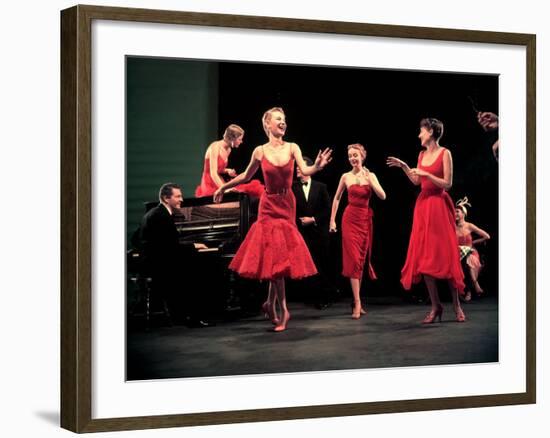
[{"left": 127, "top": 58, "right": 499, "bottom": 300}]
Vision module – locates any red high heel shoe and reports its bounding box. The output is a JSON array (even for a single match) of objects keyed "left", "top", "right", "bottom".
[
  {"left": 455, "top": 307, "right": 466, "bottom": 322},
  {"left": 273, "top": 311, "right": 290, "bottom": 332},
  {"left": 422, "top": 305, "right": 443, "bottom": 324},
  {"left": 261, "top": 302, "right": 279, "bottom": 325}
]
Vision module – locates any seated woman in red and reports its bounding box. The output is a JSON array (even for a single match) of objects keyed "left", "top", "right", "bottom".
[
  {"left": 330, "top": 143, "right": 386, "bottom": 320},
  {"left": 387, "top": 118, "right": 466, "bottom": 324},
  {"left": 195, "top": 124, "right": 264, "bottom": 198},
  {"left": 455, "top": 197, "right": 491, "bottom": 301}
]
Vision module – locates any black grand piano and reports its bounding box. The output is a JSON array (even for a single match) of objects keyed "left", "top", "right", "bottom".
[
  {"left": 135, "top": 192, "right": 260, "bottom": 322},
  {"left": 171, "top": 192, "right": 252, "bottom": 255},
  {"left": 140, "top": 191, "right": 252, "bottom": 255}
]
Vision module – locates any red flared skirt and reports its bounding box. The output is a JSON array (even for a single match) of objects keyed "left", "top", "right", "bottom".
[{"left": 401, "top": 189, "right": 465, "bottom": 292}]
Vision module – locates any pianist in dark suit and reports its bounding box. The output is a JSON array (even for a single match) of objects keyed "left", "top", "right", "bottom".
[
  {"left": 291, "top": 157, "right": 337, "bottom": 308},
  {"left": 139, "top": 183, "right": 213, "bottom": 327}
]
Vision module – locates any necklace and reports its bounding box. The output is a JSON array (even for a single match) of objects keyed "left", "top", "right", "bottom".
[{"left": 353, "top": 169, "right": 367, "bottom": 185}]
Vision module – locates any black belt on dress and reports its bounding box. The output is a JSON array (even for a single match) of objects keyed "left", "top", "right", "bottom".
[{"left": 265, "top": 188, "right": 290, "bottom": 195}]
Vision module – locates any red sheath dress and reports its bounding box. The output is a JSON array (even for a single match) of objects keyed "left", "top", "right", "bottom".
[
  {"left": 400, "top": 148, "right": 465, "bottom": 292},
  {"left": 341, "top": 184, "right": 377, "bottom": 280}
]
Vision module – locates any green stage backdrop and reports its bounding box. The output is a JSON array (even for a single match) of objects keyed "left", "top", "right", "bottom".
[{"left": 126, "top": 57, "right": 218, "bottom": 245}]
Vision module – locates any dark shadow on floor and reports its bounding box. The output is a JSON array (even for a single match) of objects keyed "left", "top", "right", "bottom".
[{"left": 127, "top": 296, "right": 498, "bottom": 381}]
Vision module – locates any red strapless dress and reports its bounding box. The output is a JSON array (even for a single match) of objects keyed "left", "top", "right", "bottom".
[
  {"left": 195, "top": 155, "right": 264, "bottom": 198},
  {"left": 341, "top": 184, "right": 377, "bottom": 280},
  {"left": 401, "top": 148, "right": 465, "bottom": 292},
  {"left": 229, "top": 157, "right": 317, "bottom": 280}
]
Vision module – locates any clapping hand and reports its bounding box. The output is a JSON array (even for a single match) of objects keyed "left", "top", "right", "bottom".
[{"left": 409, "top": 168, "right": 428, "bottom": 177}]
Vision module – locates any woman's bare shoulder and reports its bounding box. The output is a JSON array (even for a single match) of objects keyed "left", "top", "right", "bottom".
[{"left": 252, "top": 145, "right": 265, "bottom": 159}]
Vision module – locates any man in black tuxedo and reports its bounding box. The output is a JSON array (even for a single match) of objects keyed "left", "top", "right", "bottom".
[
  {"left": 292, "top": 157, "right": 336, "bottom": 308},
  {"left": 139, "top": 183, "right": 212, "bottom": 327}
]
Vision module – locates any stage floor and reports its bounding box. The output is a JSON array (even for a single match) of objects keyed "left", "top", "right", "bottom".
[{"left": 127, "top": 297, "right": 498, "bottom": 381}]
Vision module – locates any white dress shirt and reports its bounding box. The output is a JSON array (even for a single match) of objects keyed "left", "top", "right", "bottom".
[{"left": 302, "top": 178, "right": 311, "bottom": 201}]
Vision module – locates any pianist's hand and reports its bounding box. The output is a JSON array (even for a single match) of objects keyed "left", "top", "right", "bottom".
[
  {"left": 214, "top": 187, "right": 224, "bottom": 203},
  {"left": 193, "top": 243, "right": 209, "bottom": 250}
]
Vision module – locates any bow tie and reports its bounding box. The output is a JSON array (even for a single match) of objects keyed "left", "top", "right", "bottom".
[{"left": 301, "top": 180, "right": 308, "bottom": 186}]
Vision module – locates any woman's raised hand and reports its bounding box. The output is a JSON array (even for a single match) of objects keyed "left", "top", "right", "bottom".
[
  {"left": 386, "top": 156, "right": 407, "bottom": 169},
  {"left": 315, "top": 148, "right": 333, "bottom": 169}
]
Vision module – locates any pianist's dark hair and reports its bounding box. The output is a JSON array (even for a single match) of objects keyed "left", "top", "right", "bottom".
[
  {"left": 223, "top": 124, "right": 244, "bottom": 142},
  {"left": 159, "top": 183, "right": 182, "bottom": 202},
  {"left": 302, "top": 156, "right": 313, "bottom": 166}
]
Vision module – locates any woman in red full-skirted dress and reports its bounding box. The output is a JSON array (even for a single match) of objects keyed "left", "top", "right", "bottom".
[
  {"left": 330, "top": 143, "right": 386, "bottom": 320},
  {"left": 195, "top": 124, "right": 264, "bottom": 199},
  {"left": 214, "top": 107, "right": 333, "bottom": 332},
  {"left": 387, "top": 118, "right": 466, "bottom": 324}
]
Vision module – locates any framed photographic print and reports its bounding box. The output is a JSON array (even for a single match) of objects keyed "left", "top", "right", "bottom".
[{"left": 61, "top": 4, "right": 536, "bottom": 433}]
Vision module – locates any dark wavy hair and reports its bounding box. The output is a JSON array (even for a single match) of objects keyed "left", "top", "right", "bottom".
[{"left": 420, "top": 117, "right": 444, "bottom": 141}]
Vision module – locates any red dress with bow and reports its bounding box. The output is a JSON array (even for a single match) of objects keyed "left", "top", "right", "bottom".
[
  {"left": 400, "top": 148, "right": 465, "bottom": 292},
  {"left": 341, "top": 184, "right": 377, "bottom": 280},
  {"left": 229, "top": 156, "right": 317, "bottom": 281}
]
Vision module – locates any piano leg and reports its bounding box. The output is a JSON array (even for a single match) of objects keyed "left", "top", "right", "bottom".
[
  {"left": 224, "top": 269, "right": 241, "bottom": 312},
  {"left": 220, "top": 255, "right": 241, "bottom": 313}
]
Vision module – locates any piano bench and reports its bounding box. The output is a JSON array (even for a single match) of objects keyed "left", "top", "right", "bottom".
[{"left": 129, "top": 275, "right": 173, "bottom": 330}]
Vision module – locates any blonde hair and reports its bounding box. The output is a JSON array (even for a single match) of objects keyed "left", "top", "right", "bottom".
[
  {"left": 456, "top": 196, "right": 472, "bottom": 216},
  {"left": 347, "top": 143, "right": 367, "bottom": 162},
  {"left": 261, "top": 107, "right": 285, "bottom": 138},
  {"left": 223, "top": 124, "right": 244, "bottom": 143}
]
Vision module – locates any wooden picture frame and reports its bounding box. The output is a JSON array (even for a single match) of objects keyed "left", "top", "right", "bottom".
[{"left": 61, "top": 4, "right": 536, "bottom": 433}]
